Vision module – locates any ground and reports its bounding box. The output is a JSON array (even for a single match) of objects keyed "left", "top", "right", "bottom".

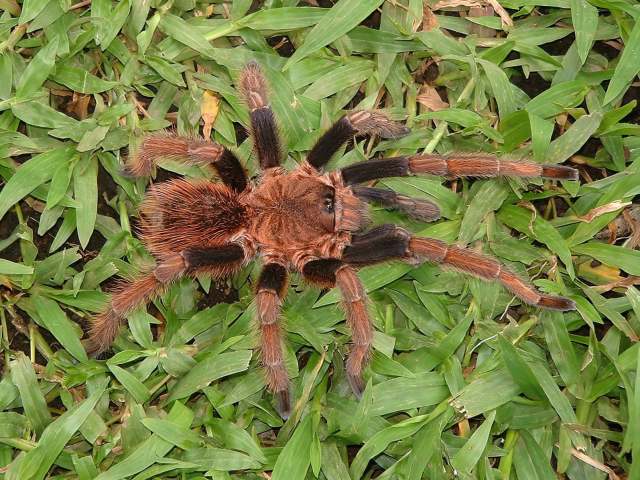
[{"left": 0, "top": 0, "right": 639, "bottom": 479}]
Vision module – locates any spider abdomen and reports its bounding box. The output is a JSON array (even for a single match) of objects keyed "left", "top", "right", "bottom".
[{"left": 140, "top": 179, "right": 247, "bottom": 259}]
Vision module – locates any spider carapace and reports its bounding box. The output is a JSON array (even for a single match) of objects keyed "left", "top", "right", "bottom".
[{"left": 89, "top": 61, "right": 577, "bottom": 417}]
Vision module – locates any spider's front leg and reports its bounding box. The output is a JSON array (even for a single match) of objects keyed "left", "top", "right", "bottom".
[
  {"left": 307, "top": 110, "right": 409, "bottom": 169},
  {"left": 302, "top": 259, "right": 373, "bottom": 396},
  {"left": 125, "top": 133, "right": 248, "bottom": 192},
  {"left": 239, "top": 62, "right": 282, "bottom": 169},
  {"left": 255, "top": 263, "right": 292, "bottom": 418},
  {"left": 87, "top": 244, "right": 247, "bottom": 355},
  {"left": 343, "top": 225, "right": 575, "bottom": 310}
]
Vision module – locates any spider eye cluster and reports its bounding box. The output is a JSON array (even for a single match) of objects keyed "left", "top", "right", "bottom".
[{"left": 324, "top": 196, "right": 334, "bottom": 213}]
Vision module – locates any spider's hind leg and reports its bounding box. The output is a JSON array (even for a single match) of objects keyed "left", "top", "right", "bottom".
[
  {"left": 342, "top": 225, "right": 575, "bottom": 311},
  {"left": 301, "top": 259, "right": 372, "bottom": 397},
  {"left": 255, "top": 263, "right": 291, "bottom": 418}
]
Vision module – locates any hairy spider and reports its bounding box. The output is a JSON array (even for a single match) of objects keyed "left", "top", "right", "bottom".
[{"left": 89, "top": 62, "right": 577, "bottom": 417}]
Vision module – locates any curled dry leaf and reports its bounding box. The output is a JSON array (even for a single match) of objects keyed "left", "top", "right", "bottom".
[
  {"left": 485, "top": 0, "right": 513, "bottom": 27},
  {"left": 421, "top": 4, "right": 439, "bottom": 31},
  {"left": 578, "top": 200, "right": 631, "bottom": 223},
  {"left": 201, "top": 90, "right": 220, "bottom": 139},
  {"left": 417, "top": 85, "right": 449, "bottom": 111}
]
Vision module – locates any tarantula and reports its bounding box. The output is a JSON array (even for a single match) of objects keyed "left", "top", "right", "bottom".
[{"left": 89, "top": 62, "right": 577, "bottom": 417}]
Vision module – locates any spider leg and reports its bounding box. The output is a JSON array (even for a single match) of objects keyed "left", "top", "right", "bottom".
[
  {"left": 340, "top": 154, "right": 578, "bottom": 185},
  {"left": 342, "top": 225, "right": 575, "bottom": 311},
  {"left": 352, "top": 185, "right": 440, "bottom": 222},
  {"left": 87, "top": 244, "right": 248, "bottom": 355},
  {"left": 255, "top": 263, "right": 291, "bottom": 418},
  {"left": 300, "top": 259, "right": 372, "bottom": 397},
  {"left": 307, "top": 110, "right": 409, "bottom": 169},
  {"left": 239, "top": 62, "right": 282, "bottom": 169},
  {"left": 126, "top": 132, "right": 248, "bottom": 192}
]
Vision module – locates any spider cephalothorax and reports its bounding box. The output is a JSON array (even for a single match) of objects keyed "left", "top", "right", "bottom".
[{"left": 89, "top": 61, "right": 577, "bottom": 417}]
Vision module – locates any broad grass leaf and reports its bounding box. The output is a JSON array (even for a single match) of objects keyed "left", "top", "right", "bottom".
[
  {"left": 497, "top": 336, "right": 544, "bottom": 399},
  {"left": 108, "top": 365, "right": 151, "bottom": 403},
  {"left": 303, "top": 61, "right": 373, "bottom": 100},
  {"left": 141, "top": 418, "right": 204, "bottom": 449},
  {"left": 271, "top": 414, "right": 313, "bottom": 480},
  {"left": 350, "top": 414, "right": 430, "bottom": 479},
  {"left": 73, "top": 156, "right": 98, "bottom": 249},
  {"left": 604, "top": 18, "right": 640, "bottom": 104},
  {"left": 541, "top": 311, "right": 581, "bottom": 393},
  {"left": 158, "top": 14, "right": 218, "bottom": 58},
  {"left": 573, "top": 242, "right": 640, "bottom": 275},
  {"left": 94, "top": 402, "right": 194, "bottom": 480},
  {"left": 478, "top": 59, "right": 518, "bottom": 118},
  {"left": 0, "top": 259, "right": 33, "bottom": 275},
  {"left": 15, "top": 37, "right": 58, "bottom": 98},
  {"left": 513, "top": 430, "right": 556, "bottom": 480},
  {"left": 453, "top": 368, "right": 520, "bottom": 417},
  {"left": 546, "top": 112, "right": 602, "bottom": 163},
  {"left": 284, "top": 0, "right": 385, "bottom": 69},
  {"left": 238, "top": 6, "right": 326, "bottom": 30},
  {"left": 320, "top": 441, "right": 351, "bottom": 480},
  {"left": 450, "top": 410, "right": 496, "bottom": 475},
  {"left": 167, "top": 350, "right": 252, "bottom": 401},
  {"left": 13, "top": 378, "right": 107, "bottom": 480},
  {"left": 11, "top": 101, "right": 78, "bottom": 129},
  {"left": 498, "top": 204, "right": 575, "bottom": 278},
  {"left": 18, "top": 0, "right": 50, "bottom": 24},
  {"left": 208, "top": 418, "right": 267, "bottom": 463},
  {"left": 31, "top": 294, "right": 87, "bottom": 362},
  {"left": 370, "top": 373, "right": 449, "bottom": 415},
  {"left": 51, "top": 65, "right": 118, "bottom": 94},
  {"left": 0, "top": 147, "right": 73, "bottom": 221},
  {"left": 314, "top": 263, "right": 412, "bottom": 307},
  {"left": 570, "top": 0, "right": 598, "bottom": 63},
  {"left": 183, "top": 447, "right": 262, "bottom": 470},
  {"left": 9, "top": 353, "right": 52, "bottom": 436},
  {"left": 144, "top": 55, "right": 186, "bottom": 87},
  {"left": 458, "top": 181, "right": 510, "bottom": 245},
  {"left": 525, "top": 80, "right": 589, "bottom": 118}
]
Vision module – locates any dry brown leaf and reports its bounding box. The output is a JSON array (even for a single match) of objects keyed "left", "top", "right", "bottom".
[
  {"left": 201, "top": 90, "right": 220, "bottom": 139},
  {"left": 485, "top": 0, "right": 513, "bottom": 27},
  {"left": 578, "top": 201, "right": 631, "bottom": 223},
  {"left": 570, "top": 448, "right": 621, "bottom": 480},
  {"left": 417, "top": 85, "right": 449, "bottom": 111},
  {"left": 422, "top": 4, "right": 439, "bottom": 31},
  {"left": 433, "top": 0, "right": 483, "bottom": 9}
]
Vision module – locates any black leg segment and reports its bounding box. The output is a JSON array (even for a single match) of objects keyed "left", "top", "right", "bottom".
[
  {"left": 183, "top": 244, "right": 246, "bottom": 270},
  {"left": 341, "top": 157, "right": 410, "bottom": 185},
  {"left": 213, "top": 149, "right": 248, "bottom": 192}
]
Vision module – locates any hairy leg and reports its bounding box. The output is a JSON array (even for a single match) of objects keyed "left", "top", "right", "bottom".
[
  {"left": 239, "top": 62, "right": 281, "bottom": 169},
  {"left": 307, "top": 110, "right": 409, "bottom": 169},
  {"left": 300, "top": 259, "right": 372, "bottom": 396},
  {"left": 88, "top": 244, "right": 248, "bottom": 355},
  {"left": 335, "top": 266, "right": 373, "bottom": 396},
  {"left": 342, "top": 226, "right": 575, "bottom": 311},
  {"left": 125, "top": 133, "right": 248, "bottom": 192},
  {"left": 352, "top": 185, "right": 441, "bottom": 221},
  {"left": 340, "top": 154, "right": 578, "bottom": 185},
  {"left": 255, "top": 263, "right": 291, "bottom": 418}
]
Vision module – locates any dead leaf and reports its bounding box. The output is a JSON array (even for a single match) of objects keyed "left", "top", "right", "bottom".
[
  {"left": 201, "top": 90, "right": 220, "bottom": 139},
  {"left": 578, "top": 201, "right": 631, "bottom": 223},
  {"left": 485, "top": 0, "right": 513, "bottom": 27},
  {"left": 421, "top": 4, "right": 439, "bottom": 31},
  {"left": 417, "top": 85, "right": 449, "bottom": 111}
]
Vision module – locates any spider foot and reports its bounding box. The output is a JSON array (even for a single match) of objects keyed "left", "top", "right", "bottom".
[
  {"left": 538, "top": 295, "right": 576, "bottom": 311},
  {"left": 274, "top": 388, "right": 292, "bottom": 420},
  {"left": 347, "top": 372, "right": 365, "bottom": 399}
]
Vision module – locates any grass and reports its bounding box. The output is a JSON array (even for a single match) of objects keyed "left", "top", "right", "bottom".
[{"left": 0, "top": 0, "right": 639, "bottom": 478}]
